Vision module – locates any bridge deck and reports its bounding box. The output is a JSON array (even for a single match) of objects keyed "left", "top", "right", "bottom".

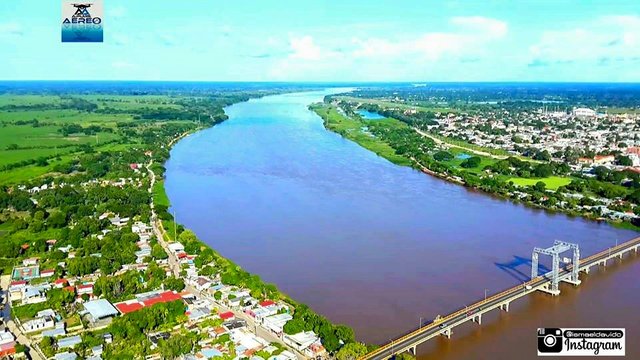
[{"left": 360, "top": 236, "right": 640, "bottom": 360}]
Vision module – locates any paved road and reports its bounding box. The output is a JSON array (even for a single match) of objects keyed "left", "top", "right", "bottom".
[
  {"left": 1, "top": 275, "right": 46, "bottom": 360},
  {"left": 363, "top": 237, "right": 640, "bottom": 360}
]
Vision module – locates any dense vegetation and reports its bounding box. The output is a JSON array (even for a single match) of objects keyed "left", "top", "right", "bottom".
[
  {"left": 0, "top": 85, "right": 364, "bottom": 359},
  {"left": 314, "top": 100, "right": 640, "bottom": 230}
]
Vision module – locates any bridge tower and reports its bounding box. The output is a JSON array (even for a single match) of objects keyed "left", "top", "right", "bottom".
[{"left": 531, "top": 240, "right": 580, "bottom": 295}]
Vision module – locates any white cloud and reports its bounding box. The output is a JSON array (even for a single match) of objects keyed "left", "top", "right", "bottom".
[
  {"left": 289, "top": 36, "right": 322, "bottom": 60},
  {"left": 268, "top": 16, "right": 510, "bottom": 81},
  {"left": 528, "top": 15, "right": 640, "bottom": 66},
  {"left": 349, "top": 16, "right": 507, "bottom": 62}
]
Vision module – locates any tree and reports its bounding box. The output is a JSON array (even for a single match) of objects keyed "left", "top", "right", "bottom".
[
  {"left": 433, "top": 151, "right": 453, "bottom": 162},
  {"left": 534, "top": 181, "right": 546, "bottom": 192},
  {"left": 47, "top": 211, "right": 67, "bottom": 228},
  {"left": 460, "top": 156, "right": 481, "bottom": 168},
  {"left": 29, "top": 220, "right": 44, "bottom": 232},
  {"left": 533, "top": 164, "right": 553, "bottom": 178},
  {"left": 627, "top": 189, "right": 640, "bottom": 204},
  {"left": 283, "top": 318, "right": 305, "bottom": 335},
  {"left": 39, "top": 337, "right": 55, "bottom": 358},
  {"left": 151, "top": 243, "right": 168, "bottom": 260},
  {"left": 533, "top": 150, "right": 551, "bottom": 161},
  {"left": 158, "top": 332, "right": 195, "bottom": 359},
  {"left": 616, "top": 155, "right": 633, "bottom": 166},
  {"left": 335, "top": 325, "right": 355, "bottom": 343},
  {"left": 395, "top": 353, "right": 415, "bottom": 360},
  {"left": 319, "top": 328, "right": 340, "bottom": 352},
  {"left": 164, "top": 277, "right": 185, "bottom": 292},
  {"left": 336, "top": 342, "right": 368, "bottom": 360}
]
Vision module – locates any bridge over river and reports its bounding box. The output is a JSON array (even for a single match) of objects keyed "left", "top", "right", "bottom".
[{"left": 361, "top": 237, "right": 640, "bottom": 360}]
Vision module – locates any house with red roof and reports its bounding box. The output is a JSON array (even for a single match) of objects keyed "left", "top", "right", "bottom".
[
  {"left": 114, "top": 291, "right": 183, "bottom": 315},
  {"left": 9, "top": 280, "right": 27, "bottom": 289},
  {"left": 259, "top": 300, "right": 275, "bottom": 307},
  {"left": 0, "top": 342, "right": 16, "bottom": 358},
  {"left": 218, "top": 311, "right": 234, "bottom": 321},
  {"left": 77, "top": 283, "right": 94, "bottom": 296},
  {"left": 141, "top": 291, "right": 182, "bottom": 307},
  {"left": 115, "top": 301, "right": 144, "bottom": 315},
  {"left": 54, "top": 279, "right": 69, "bottom": 288},
  {"left": 593, "top": 155, "right": 615, "bottom": 165},
  {"left": 40, "top": 269, "right": 55, "bottom": 278}
]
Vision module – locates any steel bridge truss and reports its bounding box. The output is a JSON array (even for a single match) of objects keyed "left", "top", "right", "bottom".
[{"left": 531, "top": 240, "right": 580, "bottom": 294}]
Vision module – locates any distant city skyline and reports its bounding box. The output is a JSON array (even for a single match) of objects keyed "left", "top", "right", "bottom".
[{"left": 0, "top": 0, "right": 639, "bottom": 82}]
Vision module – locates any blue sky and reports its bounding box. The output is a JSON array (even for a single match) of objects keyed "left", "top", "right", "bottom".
[{"left": 0, "top": 0, "right": 639, "bottom": 81}]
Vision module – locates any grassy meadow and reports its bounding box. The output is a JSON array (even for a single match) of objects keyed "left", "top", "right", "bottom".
[
  {"left": 311, "top": 104, "right": 413, "bottom": 166},
  {"left": 0, "top": 93, "right": 180, "bottom": 184},
  {"left": 507, "top": 176, "right": 573, "bottom": 190}
]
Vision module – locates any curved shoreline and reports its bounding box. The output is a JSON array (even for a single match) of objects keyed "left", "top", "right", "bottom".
[{"left": 153, "top": 92, "right": 365, "bottom": 356}]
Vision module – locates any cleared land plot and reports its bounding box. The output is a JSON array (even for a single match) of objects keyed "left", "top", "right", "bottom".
[
  {"left": 0, "top": 109, "right": 132, "bottom": 125},
  {"left": 508, "top": 176, "right": 572, "bottom": 190},
  {"left": 0, "top": 94, "right": 61, "bottom": 107}
]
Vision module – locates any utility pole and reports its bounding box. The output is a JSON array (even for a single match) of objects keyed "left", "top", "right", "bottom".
[
  {"left": 419, "top": 317, "right": 423, "bottom": 330},
  {"left": 484, "top": 289, "right": 488, "bottom": 301},
  {"left": 173, "top": 210, "right": 177, "bottom": 241}
]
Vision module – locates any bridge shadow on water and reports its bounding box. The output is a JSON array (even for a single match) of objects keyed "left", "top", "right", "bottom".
[{"left": 495, "top": 255, "right": 550, "bottom": 282}]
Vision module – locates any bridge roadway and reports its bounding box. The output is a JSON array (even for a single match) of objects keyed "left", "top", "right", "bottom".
[{"left": 360, "top": 236, "right": 640, "bottom": 360}]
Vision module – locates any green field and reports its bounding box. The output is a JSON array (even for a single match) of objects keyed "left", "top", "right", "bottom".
[
  {"left": 0, "top": 124, "right": 121, "bottom": 171},
  {"left": 312, "top": 104, "right": 413, "bottom": 166},
  {"left": 0, "top": 94, "right": 61, "bottom": 107},
  {"left": 0, "top": 109, "right": 133, "bottom": 125},
  {"left": 508, "top": 176, "right": 572, "bottom": 190},
  {"left": 153, "top": 180, "right": 171, "bottom": 207},
  {"left": 441, "top": 148, "right": 497, "bottom": 173},
  {"left": 0, "top": 94, "right": 180, "bottom": 184},
  {"left": 0, "top": 125, "right": 117, "bottom": 148}
]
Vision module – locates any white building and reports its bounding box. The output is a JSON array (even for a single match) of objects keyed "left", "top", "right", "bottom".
[
  {"left": 167, "top": 242, "right": 184, "bottom": 254},
  {"left": 0, "top": 330, "right": 15, "bottom": 345},
  {"left": 573, "top": 107, "right": 596, "bottom": 119},
  {"left": 23, "top": 316, "right": 55, "bottom": 333},
  {"left": 262, "top": 313, "right": 292, "bottom": 335},
  {"left": 283, "top": 331, "right": 320, "bottom": 353}
]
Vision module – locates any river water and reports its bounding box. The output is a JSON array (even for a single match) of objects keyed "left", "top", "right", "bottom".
[{"left": 165, "top": 90, "right": 640, "bottom": 359}]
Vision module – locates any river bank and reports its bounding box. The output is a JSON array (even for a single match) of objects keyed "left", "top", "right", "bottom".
[
  {"left": 153, "top": 94, "right": 365, "bottom": 356},
  {"left": 312, "top": 102, "right": 640, "bottom": 232},
  {"left": 163, "top": 89, "right": 637, "bottom": 350}
]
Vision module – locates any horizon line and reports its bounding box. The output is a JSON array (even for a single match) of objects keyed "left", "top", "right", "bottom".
[{"left": 2, "top": 80, "right": 640, "bottom": 84}]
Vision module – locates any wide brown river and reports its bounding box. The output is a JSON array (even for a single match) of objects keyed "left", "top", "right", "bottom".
[{"left": 165, "top": 90, "right": 640, "bottom": 359}]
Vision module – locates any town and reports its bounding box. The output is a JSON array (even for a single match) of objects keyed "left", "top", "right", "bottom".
[
  {"left": 0, "top": 90, "right": 365, "bottom": 360},
  {"left": 316, "top": 86, "right": 640, "bottom": 227}
]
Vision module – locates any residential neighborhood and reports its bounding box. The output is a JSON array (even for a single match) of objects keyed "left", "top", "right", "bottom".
[{"left": 0, "top": 146, "right": 339, "bottom": 360}]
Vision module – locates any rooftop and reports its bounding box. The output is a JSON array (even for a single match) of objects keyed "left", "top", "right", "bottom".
[{"left": 83, "top": 299, "right": 118, "bottom": 320}]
